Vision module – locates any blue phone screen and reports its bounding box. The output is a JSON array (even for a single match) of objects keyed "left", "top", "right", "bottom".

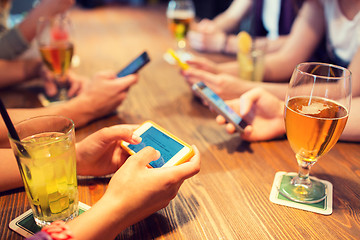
[
  {"left": 127, "top": 126, "right": 184, "bottom": 168},
  {"left": 117, "top": 52, "right": 149, "bottom": 77}
]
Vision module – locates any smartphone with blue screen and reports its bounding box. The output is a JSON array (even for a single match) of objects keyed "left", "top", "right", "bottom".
[
  {"left": 117, "top": 51, "right": 150, "bottom": 77},
  {"left": 192, "top": 82, "right": 248, "bottom": 133},
  {"left": 121, "top": 121, "right": 194, "bottom": 168}
]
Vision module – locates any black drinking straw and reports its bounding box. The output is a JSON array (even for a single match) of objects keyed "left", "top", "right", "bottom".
[{"left": 0, "top": 98, "right": 30, "bottom": 158}]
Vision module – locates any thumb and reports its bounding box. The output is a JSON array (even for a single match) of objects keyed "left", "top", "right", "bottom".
[{"left": 238, "top": 88, "right": 263, "bottom": 116}]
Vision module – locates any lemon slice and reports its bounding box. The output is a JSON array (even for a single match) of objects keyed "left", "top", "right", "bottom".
[{"left": 237, "top": 31, "right": 252, "bottom": 54}]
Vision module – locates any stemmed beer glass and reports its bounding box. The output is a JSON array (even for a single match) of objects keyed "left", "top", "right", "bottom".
[
  {"left": 280, "top": 62, "right": 351, "bottom": 203},
  {"left": 37, "top": 14, "right": 74, "bottom": 103},
  {"left": 165, "top": 0, "right": 195, "bottom": 63}
]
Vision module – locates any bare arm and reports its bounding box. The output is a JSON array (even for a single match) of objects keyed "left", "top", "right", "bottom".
[
  {"left": 0, "top": 59, "right": 42, "bottom": 87},
  {"left": 0, "top": 149, "right": 23, "bottom": 192},
  {"left": 212, "top": 0, "right": 252, "bottom": 33},
  {"left": 263, "top": 0, "right": 325, "bottom": 81},
  {"left": 16, "top": 0, "right": 74, "bottom": 43}
]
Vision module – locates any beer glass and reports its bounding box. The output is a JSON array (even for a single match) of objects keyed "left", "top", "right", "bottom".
[
  {"left": 37, "top": 14, "right": 74, "bottom": 103},
  {"left": 165, "top": 0, "right": 195, "bottom": 62},
  {"left": 8, "top": 115, "right": 78, "bottom": 227},
  {"left": 280, "top": 62, "right": 351, "bottom": 203}
]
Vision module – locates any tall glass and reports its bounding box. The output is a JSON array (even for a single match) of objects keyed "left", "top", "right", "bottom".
[
  {"left": 166, "top": 0, "right": 195, "bottom": 62},
  {"left": 280, "top": 62, "right": 351, "bottom": 203},
  {"left": 8, "top": 115, "right": 78, "bottom": 227},
  {"left": 37, "top": 14, "right": 74, "bottom": 103}
]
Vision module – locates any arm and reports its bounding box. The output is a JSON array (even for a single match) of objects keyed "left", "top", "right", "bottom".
[
  {"left": 211, "top": 0, "right": 252, "bottom": 33},
  {"left": 0, "top": 59, "right": 42, "bottom": 87},
  {"left": 0, "top": 72, "right": 138, "bottom": 147},
  {"left": 16, "top": 0, "right": 74, "bottom": 43},
  {"left": 0, "top": 149, "right": 23, "bottom": 192},
  {"left": 0, "top": 0, "right": 74, "bottom": 59},
  {"left": 0, "top": 124, "right": 141, "bottom": 192},
  {"left": 341, "top": 97, "right": 360, "bottom": 142},
  {"left": 67, "top": 146, "right": 201, "bottom": 240},
  {"left": 263, "top": 0, "right": 325, "bottom": 82}
]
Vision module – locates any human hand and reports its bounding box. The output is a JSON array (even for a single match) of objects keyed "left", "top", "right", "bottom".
[
  {"left": 216, "top": 88, "right": 286, "bottom": 141},
  {"left": 75, "top": 70, "right": 138, "bottom": 123},
  {"left": 102, "top": 145, "right": 201, "bottom": 228},
  {"left": 182, "top": 68, "right": 246, "bottom": 100},
  {"left": 67, "top": 145, "right": 200, "bottom": 239},
  {"left": 43, "top": 69, "right": 87, "bottom": 98},
  {"left": 185, "top": 56, "right": 219, "bottom": 74},
  {"left": 188, "top": 20, "right": 226, "bottom": 53},
  {"left": 76, "top": 124, "right": 141, "bottom": 176}
]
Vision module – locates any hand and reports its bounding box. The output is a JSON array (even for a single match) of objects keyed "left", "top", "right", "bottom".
[
  {"left": 182, "top": 68, "right": 246, "bottom": 100},
  {"left": 187, "top": 23, "right": 226, "bottom": 53},
  {"left": 185, "top": 56, "right": 219, "bottom": 74},
  {"left": 68, "top": 146, "right": 201, "bottom": 240},
  {"left": 43, "top": 69, "right": 87, "bottom": 98},
  {"left": 216, "top": 88, "right": 286, "bottom": 141},
  {"left": 74, "top": 71, "right": 138, "bottom": 125},
  {"left": 103, "top": 145, "right": 201, "bottom": 227},
  {"left": 76, "top": 124, "right": 141, "bottom": 176}
]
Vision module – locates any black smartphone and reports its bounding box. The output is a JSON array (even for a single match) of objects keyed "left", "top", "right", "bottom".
[
  {"left": 192, "top": 82, "right": 248, "bottom": 133},
  {"left": 117, "top": 51, "right": 150, "bottom": 77}
]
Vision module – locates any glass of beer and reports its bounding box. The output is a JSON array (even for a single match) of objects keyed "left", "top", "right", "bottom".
[
  {"left": 280, "top": 62, "right": 351, "bottom": 203},
  {"left": 36, "top": 14, "right": 74, "bottom": 103},
  {"left": 8, "top": 115, "right": 79, "bottom": 227},
  {"left": 166, "top": 0, "right": 195, "bottom": 62}
]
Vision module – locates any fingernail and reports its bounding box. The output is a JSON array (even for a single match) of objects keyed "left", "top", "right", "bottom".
[{"left": 132, "top": 134, "right": 142, "bottom": 143}]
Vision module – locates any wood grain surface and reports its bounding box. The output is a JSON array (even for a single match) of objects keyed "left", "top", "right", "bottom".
[{"left": 1, "top": 4, "right": 360, "bottom": 240}]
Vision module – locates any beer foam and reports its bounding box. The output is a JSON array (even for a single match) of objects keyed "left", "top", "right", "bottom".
[
  {"left": 166, "top": 9, "right": 195, "bottom": 19},
  {"left": 299, "top": 102, "right": 330, "bottom": 115}
]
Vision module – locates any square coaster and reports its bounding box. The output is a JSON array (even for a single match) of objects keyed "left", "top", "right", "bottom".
[
  {"left": 9, "top": 202, "right": 91, "bottom": 238},
  {"left": 269, "top": 171, "right": 333, "bottom": 215}
]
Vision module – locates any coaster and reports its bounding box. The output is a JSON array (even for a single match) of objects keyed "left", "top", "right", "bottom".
[
  {"left": 9, "top": 202, "right": 91, "bottom": 238},
  {"left": 269, "top": 171, "right": 333, "bottom": 215}
]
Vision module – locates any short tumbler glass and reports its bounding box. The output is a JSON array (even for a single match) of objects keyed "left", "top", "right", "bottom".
[{"left": 8, "top": 115, "right": 78, "bottom": 227}]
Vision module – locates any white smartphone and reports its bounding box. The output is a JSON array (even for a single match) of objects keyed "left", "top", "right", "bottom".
[
  {"left": 192, "top": 82, "right": 248, "bottom": 133},
  {"left": 121, "top": 121, "right": 194, "bottom": 168}
]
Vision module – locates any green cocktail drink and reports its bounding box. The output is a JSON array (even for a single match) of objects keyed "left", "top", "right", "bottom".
[{"left": 9, "top": 116, "right": 78, "bottom": 227}]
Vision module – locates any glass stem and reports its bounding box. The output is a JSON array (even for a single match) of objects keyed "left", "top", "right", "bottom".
[{"left": 292, "top": 155, "right": 317, "bottom": 187}]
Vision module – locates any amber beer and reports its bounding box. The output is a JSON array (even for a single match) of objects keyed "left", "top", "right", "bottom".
[
  {"left": 39, "top": 42, "right": 74, "bottom": 78},
  {"left": 285, "top": 96, "right": 348, "bottom": 162},
  {"left": 167, "top": 10, "right": 194, "bottom": 41}
]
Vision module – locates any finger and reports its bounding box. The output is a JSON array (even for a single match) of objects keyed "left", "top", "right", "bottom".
[
  {"left": 44, "top": 80, "right": 58, "bottom": 97},
  {"left": 238, "top": 88, "right": 263, "bottom": 116},
  {"left": 225, "top": 123, "right": 236, "bottom": 134},
  {"left": 129, "top": 146, "right": 161, "bottom": 166},
  {"left": 182, "top": 68, "right": 216, "bottom": 85},
  {"left": 215, "top": 115, "right": 226, "bottom": 124},
  {"left": 112, "top": 74, "right": 139, "bottom": 90},
  {"left": 67, "top": 81, "right": 81, "bottom": 97},
  {"left": 164, "top": 145, "right": 201, "bottom": 181},
  {"left": 88, "top": 125, "right": 141, "bottom": 146}
]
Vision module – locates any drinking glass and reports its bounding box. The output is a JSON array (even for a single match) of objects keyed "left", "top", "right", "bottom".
[
  {"left": 280, "top": 62, "right": 351, "bottom": 203},
  {"left": 37, "top": 14, "right": 74, "bottom": 103},
  {"left": 8, "top": 115, "right": 78, "bottom": 227},
  {"left": 165, "top": 0, "right": 195, "bottom": 63}
]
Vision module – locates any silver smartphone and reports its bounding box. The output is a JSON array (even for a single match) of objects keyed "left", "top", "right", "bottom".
[{"left": 192, "top": 82, "right": 248, "bottom": 133}]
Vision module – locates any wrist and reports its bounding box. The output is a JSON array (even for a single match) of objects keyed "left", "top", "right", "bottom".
[
  {"left": 57, "top": 95, "right": 94, "bottom": 128},
  {"left": 41, "top": 221, "right": 74, "bottom": 240},
  {"left": 67, "top": 196, "right": 128, "bottom": 240}
]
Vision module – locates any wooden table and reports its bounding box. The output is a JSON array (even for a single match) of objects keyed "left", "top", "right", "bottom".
[{"left": 1, "top": 4, "right": 360, "bottom": 240}]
